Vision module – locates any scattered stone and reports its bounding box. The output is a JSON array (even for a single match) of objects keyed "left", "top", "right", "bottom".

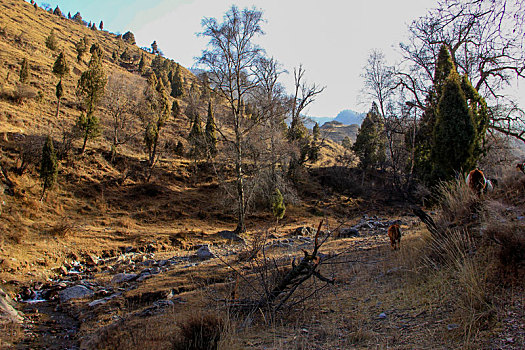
[
  {"left": 111, "top": 273, "right": 137, "bottom": 284},
  {"left": 196, "top": 245, "right": 215, "bottom": 260},
  {"left": 378, "top": 312, "right": 387, "bottom": 319},
  {"left": 85, "top": 254, "right": 99, "bottom": 266},
  {"left": 447, "top": 323, "right": 459, "bottom": 330},
  {"left": 293, "top": 227, "right": 312, "bottom": 236},
  {"left": 59, "top": 285, "right": 94, "bottom": 303}
]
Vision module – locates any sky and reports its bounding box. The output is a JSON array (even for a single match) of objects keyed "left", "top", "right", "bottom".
[{"left": 45, "top": 0, "right": 523, "bottom": 119}]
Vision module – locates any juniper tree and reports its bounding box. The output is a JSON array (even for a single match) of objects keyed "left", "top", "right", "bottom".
[
  {"left": 271, "top": 188, "right": 286, "bottom": 227},
  {"left": 187, "top": 106, "right": 204, "bottom": 159},
  {"left": 414, "top": 44, "right": 489, "bottom": 185},
  {"left": 40, "top": 136, "right": 58, "bottom": 201},
  {"left": 414, "top": 45, "right": 456, "bottom": 183},
  {"left": 72, "top": 12, "right": 83, "bottom": 24},
  {"left": 19, "top": 58, "right": 30, "bottom": 83},
  {"left": 171, "top": 100, "right": 180, "bottom": 118},
  {"left": 205, "top": 101, "right": 217, "bottom": 157},
  {"left": 53, "top": 6, "right": 62, "bottom": 16},
  {"left": 75, "top": 36, "right": 89, "bottom": 62},
  {"left": 308, "top": 122, "right": 320, "bottom": 162},
  {"left": 120, "top": 48, "right": 130, "bottom": 63},
  {"left": 138, "top": 54, "right": 146, "bottom": 75},
  {"left": 431, "top": 71, "right": 476, "bottom": 181},
  {"left": 52, "top": 52, "right": 69, "bottom": 119},
  {"left": 151, "top": 41, "right": 159, "bottom": 55},
  {"left": 90, "top": 43, "right": 103, "bottom": 58},
  {"left": 142, "top": 73, "right": 171, "bottom": 167},
  {"left": 352, "top": 102, "right": 386, "bottom": 185},
  {"left": 99, "top": 21, "right": 103, "bottom": 30},
  {"left": 45, "top": 29, "right": 58, "bottom": 51},
  {"left": 76, "top": 51, "right": 106, "bottom": 154},
  {"left": 170, "top": 64, "right": 184, "bottom": 98}
]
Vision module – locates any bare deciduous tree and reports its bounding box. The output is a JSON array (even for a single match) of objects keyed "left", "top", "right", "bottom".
[
  {"left": 198, "top": 6, "right": 265, "bottom": 233},
  {"left": 103, "top": 72, "right": 145, "bottom": 161}
]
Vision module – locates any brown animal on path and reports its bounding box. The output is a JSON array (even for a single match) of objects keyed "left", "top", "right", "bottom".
[
  {"left": 466, "top": 168, "right": 488, "bottom": 196},
  {"left": 387, "top": 224, "right": 401, "bottom": 250}
]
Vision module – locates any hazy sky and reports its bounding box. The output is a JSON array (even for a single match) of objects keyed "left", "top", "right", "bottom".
[{"left": 46, "top": 0, "right": 522, "bottom": 118}]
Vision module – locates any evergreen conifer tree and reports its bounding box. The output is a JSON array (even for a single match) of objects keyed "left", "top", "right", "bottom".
[
  {"left": 99, "top": 21, "right": 103, "bottom": 30},
  {"left": 143, "top": 73, "right": 171, "bottom": 167},
  {"left": 76, "top": 51, "right": 106, "bottom": 153},
  {"left": 75, "top": 36, "right": 89, "bottom": 62},
  {"left": 52, "top": 52, "right": 68, "bottom": 119},
  {"left": 19, "top": 58, "right": 30, "bottom": 83},
  {"left": 53, "top": 6, "right": 62, "bottom": 16},
  {"left": 45, "top": 29, "right": 58, "bottom": 51},
  {"left": 205, "top": 101, "right": 217, "bottom": 157},
  {"left": 431, "top": 71, "right": 476, "bottom": 181},
  {"left": 171, "top": 100, "right": 180, "bottom": 118},
  {"left": 72, "top": 12, "right": 83, "bottom": 24},
  {"left": 271, "top": 188, "right": 286, "bottom": 225},
  {"left": 413, "top": 44, "right": 489, "bottom": 185},
  {"left": 120, "top": 48, "right": 130, "bottom": 63},
  {"left": 170, "top": 64, "right": 184, "bottom": 98},
  {"left": 308, "top": 122, "right": 321, "bottom": 162},
  {"left": 40, "top": 136, "right": 58, "bottom": 201},
  {"left": 138, "top": 54, "right": 146, "bottom": 75},
  {"left": 352, "top": 102, "right": 386, "bottom": 184},
  {"left": 188, "top": 107, "right": 204, "bottom": 159},
  {"left": 151, "top": 41, "right": 159, "bottom": 55}
]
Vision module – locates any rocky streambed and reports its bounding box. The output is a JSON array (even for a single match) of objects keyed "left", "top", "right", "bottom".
[{"left": 5, "top": 217, "right": 411, "bottom": 348}]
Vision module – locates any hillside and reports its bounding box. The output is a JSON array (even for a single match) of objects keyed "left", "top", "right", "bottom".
[
  {"left": 320, "top": 120, "right": 359, "bottom": 144},
  {"left": 0, "top": 1, "right": 524, "bottom": 349}
]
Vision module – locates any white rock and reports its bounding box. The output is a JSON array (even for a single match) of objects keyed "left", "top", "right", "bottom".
[
  {"left": 196, "top": 245, "right": 215, "bottom": 260},
  {"left": 59, "top": 285, "right": 94, "bottom": 303}
]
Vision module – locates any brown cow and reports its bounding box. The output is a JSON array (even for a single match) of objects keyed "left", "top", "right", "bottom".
[
  {"left": 466, "top": 168, "right": 488, "bottom": 196},
  {"left": 387, "top": 224, "right": 401, "bottom": 250}
]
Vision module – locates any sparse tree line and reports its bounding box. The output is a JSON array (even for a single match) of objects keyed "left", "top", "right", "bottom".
[{"left": 5, "top": 4, "right": 324, "bottom": 231}]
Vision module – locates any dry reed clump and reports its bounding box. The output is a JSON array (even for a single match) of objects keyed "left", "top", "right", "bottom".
[
  {"left": 172, "top": 313, "right": 224, "bottom": 350},
  {"left": 434, "top": 177, "right": 481, "bottom": 232},
  {"left": 415, "top": 178, "right": 502, "bottom": 341}
]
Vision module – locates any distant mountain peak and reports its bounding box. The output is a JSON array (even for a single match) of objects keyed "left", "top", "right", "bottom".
[{"left": 334, "top": 109, "right": 364, "bottom": 125}]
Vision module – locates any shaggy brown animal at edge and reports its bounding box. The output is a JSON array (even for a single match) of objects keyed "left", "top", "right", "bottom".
[
  {"left": 466, "top": 168, "right": 491, "bottom": 195},
  {"left": 388, "top": 224, "right": 401, "bottom": 250}
]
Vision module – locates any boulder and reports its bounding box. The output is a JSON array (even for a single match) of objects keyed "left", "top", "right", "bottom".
[
  {"left": 111, "top": 273, "right": 137, "bottom": 284},
  {"left": 0, "top": 288, "right": 23, "bottom": 323},
  {"left": 59, "top": 285, "right": 94, "bottom": 303},
  {"left": 218, "top": 230, "right": 246, "bottom": 243},
  {"left": 196, "top": 245, "right": 215, "bottom": 260}
]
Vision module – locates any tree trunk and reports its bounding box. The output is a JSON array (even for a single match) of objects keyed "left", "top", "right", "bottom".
[
  {"left": 234, "top": 114, "right": 246, "bottom": 234},
  {"left": 81, "top": 133, "right": 88, "bottom": 154}
]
